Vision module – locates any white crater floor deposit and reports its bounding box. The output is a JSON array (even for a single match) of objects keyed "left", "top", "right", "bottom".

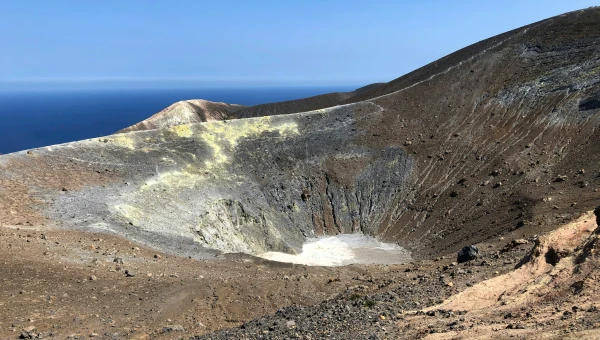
[{"left": 258, "top": 234, "right": 411, "bottom": 266}]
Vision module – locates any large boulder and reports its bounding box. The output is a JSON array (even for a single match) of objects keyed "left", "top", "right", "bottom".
[{"left": 457, "top": 245, "right": 479, "bottom": 263}]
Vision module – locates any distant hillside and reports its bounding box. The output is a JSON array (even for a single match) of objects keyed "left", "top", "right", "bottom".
[
  {"left": 231, "top": 83, "right": 385, "bottom": 118},
  {"left": 117, "top": 99, "right": 245, "bottom": 133},
  {"left": 119, "top": 84, "right": 385, "bottom": 133}
]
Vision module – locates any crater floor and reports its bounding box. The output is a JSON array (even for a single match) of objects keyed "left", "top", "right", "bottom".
[{"left": 258, "top": 233, "right": 412, "bottom": 266}]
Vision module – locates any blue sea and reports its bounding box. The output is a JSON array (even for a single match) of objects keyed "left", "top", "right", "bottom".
[{"left": 0, "top": 86, "right": 356, "bottom": 154}]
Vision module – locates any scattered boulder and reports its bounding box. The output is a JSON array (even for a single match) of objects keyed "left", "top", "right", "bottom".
[{"left": 457, "top": 245, "right": 479, "bottom": 263}]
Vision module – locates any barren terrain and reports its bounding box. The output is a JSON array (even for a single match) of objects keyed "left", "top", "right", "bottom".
[{"left": 1, "top": 7, "right": 600, "bottom": 339}]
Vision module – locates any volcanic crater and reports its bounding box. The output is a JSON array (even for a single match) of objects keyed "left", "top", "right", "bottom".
[{"left": 1, "top": 7, "right": 600, "bottom": 339}]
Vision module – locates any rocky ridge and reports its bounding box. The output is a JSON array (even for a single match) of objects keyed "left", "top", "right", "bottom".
[{"left": 117, "top": 99, "right": 245, "bottom": 133}]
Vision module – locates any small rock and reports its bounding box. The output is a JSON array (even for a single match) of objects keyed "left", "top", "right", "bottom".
[
  {"left": 554, "top": 175, "right": 568, "bottom": 182},
  {"left": 301, "top": 189, "right": 311, "bottom": 201},
  {"left": 506, "top": 323, "right": 527, "bottom": 329},
  {"left": 125, "top": 270, "right": 135, "bottom": 277},
  {"left": 502, "top": 239, "right": 528, "bottom": 252},
  {"left": 161, "top": 325, "right": 185, "bottom": 333},
  {"left": 19, "top": 326, "right": 37, "bottom": 339},
  {"left": 113, "top": 258, "right": 124, "bottom": 264},
  {"left": 89, "top": 275, "right": 97, "bottom": 281},
  {"left": 286, "top": 320, "right": 296, "bottom": 328},
  {"left": 154, "top": 254, "right": 162, "bottom": 259}
]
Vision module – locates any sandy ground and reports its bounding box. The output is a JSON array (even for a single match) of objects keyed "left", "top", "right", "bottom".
[
  {"left": 0, "top": 224, "right": 420, "bottom": 339},
  {"left": 194, "top": 211, "right": 600, "bottom": 339}
]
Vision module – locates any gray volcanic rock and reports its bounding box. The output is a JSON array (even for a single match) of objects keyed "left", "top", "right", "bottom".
[
  {"left": 117, "top": 99, "right": 245, "bottom": 133},
  {"left": 457, "top": 245, "right": 479, "bottom": 263}
]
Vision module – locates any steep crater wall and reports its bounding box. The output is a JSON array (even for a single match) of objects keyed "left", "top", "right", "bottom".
[{"left": 11, "top": 102, "right": 414, "bottom": 259}]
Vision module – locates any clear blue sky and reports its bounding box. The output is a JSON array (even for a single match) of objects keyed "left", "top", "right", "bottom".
[{"left": 0, "top": 0, "right": 597, "bottom": 89}]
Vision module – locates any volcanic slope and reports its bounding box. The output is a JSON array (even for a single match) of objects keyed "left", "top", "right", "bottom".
[
  {"left": 117, "top": 99, "right": 246, "bottom": 133},
  {"left": 230, "top": 83, "right": 385, "bottom": 118},
  {"left": 117, "top": 84, "right": 384, "bottom": 134},
  {"left": 1, "top": 7, "right": 600, "bottom": 340},
  {"left": 1, "top": 8, "right": 600, "bottom": 263}
]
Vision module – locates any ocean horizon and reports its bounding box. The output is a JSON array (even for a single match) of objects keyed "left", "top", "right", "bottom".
[{"left": 0, "top": 86, "right": 357, "bottom": 154}]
